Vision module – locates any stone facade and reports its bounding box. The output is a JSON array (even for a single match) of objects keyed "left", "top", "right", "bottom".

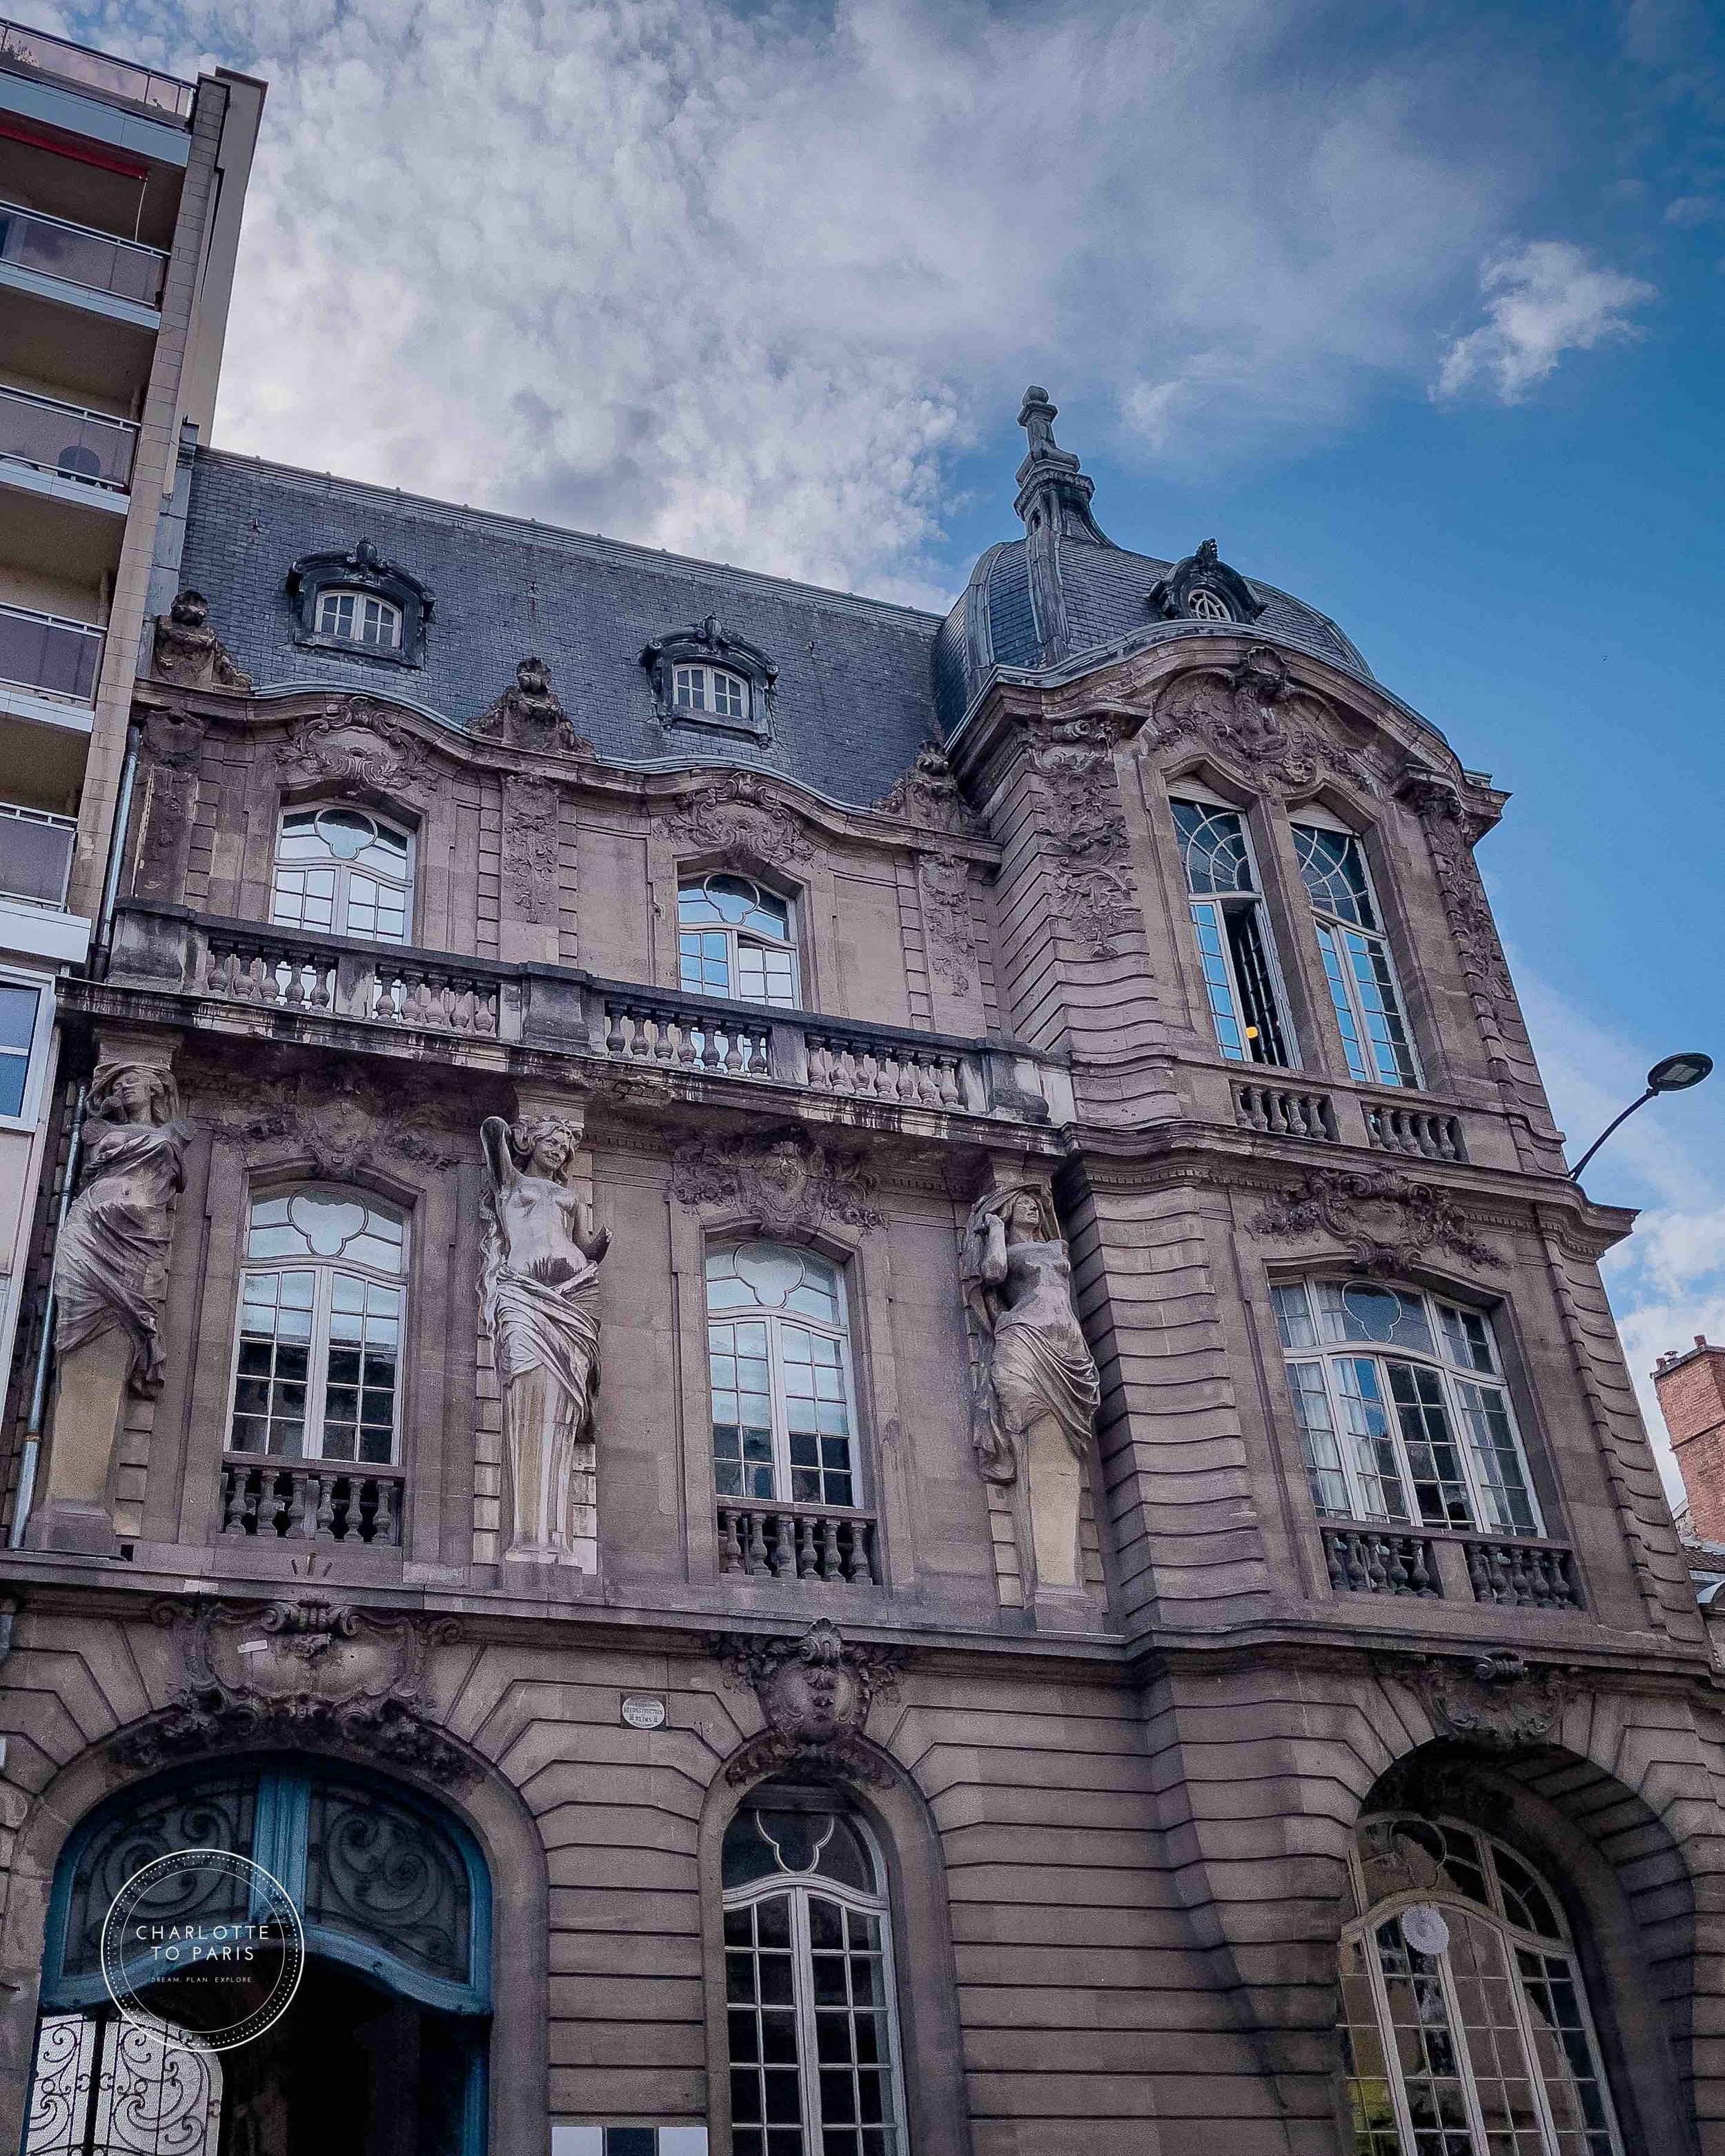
[{"left": 0, "top": 403, "right": 1718, "bottom": 2156}]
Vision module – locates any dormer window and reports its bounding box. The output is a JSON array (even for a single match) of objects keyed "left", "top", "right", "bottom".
[
  {"left": 673, "top": 663, "right": 747, "bottom": 721},
  {"left": 1187, "top": 589, "right": 1232, "bottom": 622},
  {"left": 314, "top": 589, "right": 402, "bottom": 651}
]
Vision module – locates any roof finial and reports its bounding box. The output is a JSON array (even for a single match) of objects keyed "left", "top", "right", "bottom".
[
  {"left": 1018, "top": 385, "right": 1061, "bottom": 460},
  {"left": 1012, "top": 384, "right": 1112, "bottom": 664}
]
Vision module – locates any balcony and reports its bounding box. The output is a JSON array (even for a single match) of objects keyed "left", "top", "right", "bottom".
[
  {"left": 219, "top": 1458, "right": 405, "bottom": 1548},
  {"left": 0, "top": 599, "right": 103, "bottom": 704},
  {"left": 1321, "top": 1523, "right": 1584, "bottom": 1611},
  {"left": 0, "top": 801, "right": 75, "bottom": 907},
  {"left": 0, "top": 200, "right": 166, "bottom": 312},
  {"left": 0, "top": 17, "right": 194, "bottom": 123},
  {"left": 0, "top": 381, "right": 135, "bottom": 495},
  {"left": 716, "top": 1499, "right": 882, "bottom": 1585}
]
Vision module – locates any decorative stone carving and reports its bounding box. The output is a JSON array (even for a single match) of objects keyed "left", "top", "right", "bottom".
[
  {"left": 150, "top": 589, "right": 252, "bottom": 691},
  {"left": 664, "top": 769, "right": 812, "bottom": 867},
  {"left": 193, "top": 1065, "right": 466, "bottom": 1174},
  {"left": 1147, "top": 645, "right": 1377, "bottom": 797},
  {"left": 474, "top": 656, "right": 592, "bottom": 755},
  {"left": 871, "top": 743, "right": 979, "bottom": 835},
  {"left": 916, "top": 853, "right": 976, "bottom": 994},
  {"left": 1027, "top": 715, "right": 1136, "bottom": 958},
  {"left": 642, "top": 615, "right": 778, "bottom": 735},
  {"left": 670, "top": 1127, "right": 885, "bottom": 1236},
  {"left": 960, "top": 1185, "right": 1101, "bottom": 1598},
  {"left": 1147, "top": 537, "right": 1268, "bottom": 626},
  {"left": 1388, "top": 1651, "right": 1570, "bottom": 1752},
  {"left": 711, "top": 1617, "right": 903, "bottom": 1786},
  {"left": 287, "top": 538, "right": 434, "bottom": 665},
  {"left": 1397, "top": 766, "right": 1521, "bottom": 1041},
  {"left": 501, "top": 775, "right": 562, "bottom": 925},
  {"left": 113, "top": 1598, "right": 471, "bottom": 1783},
  {"left": 480, "top": 1114, "right": 609, "bottom": 1568},
  {"left": 1247, "top": 1166, "right": 1495, "bottom": 1274},
  {"left": 133, "top": 709, "right": 208, "bottom": 902},
  {"left": 275, "top": 698, "right": 427, "bottom": 798}
]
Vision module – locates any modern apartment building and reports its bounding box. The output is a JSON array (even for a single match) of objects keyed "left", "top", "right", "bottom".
[{"left": 0, "top": 14, "right": 262, "bottom": 1481}]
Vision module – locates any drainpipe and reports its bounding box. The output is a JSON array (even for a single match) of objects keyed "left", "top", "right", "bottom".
[
  {"left": 10, "top": 1083, "right": 87, "bottom": 1548},
  {"left": 95, "top": 719, "right": 143, "bottom": 978}
]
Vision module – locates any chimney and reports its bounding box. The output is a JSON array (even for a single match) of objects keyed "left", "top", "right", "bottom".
[{"left": 1653, "top": 1336, "right": 1725, "bottom": 1541}]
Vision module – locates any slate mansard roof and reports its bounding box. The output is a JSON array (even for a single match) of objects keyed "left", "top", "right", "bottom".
[{"left": 179, "top": 413, "right": 1403, "bottom": 811}]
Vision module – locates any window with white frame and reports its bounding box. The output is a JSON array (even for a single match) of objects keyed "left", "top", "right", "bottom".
[
  {"left": 1341, "top": 1813, "right": 1623, "bottom": 2156},
  {"left": 673, "top": 662, "right": 749, "bottom": 722},
  {"left": 270, "top": 807, "right": 413, "bottom": 945},
  {"left": 679, "top": 873, "right": 799, "bottom": 1007},
  {"left": 1186, "top": 588, "right": 1233, "bottom": 622},
  {"left": 0, "top": 976, "right": 46, "bottom": 1122},
  {"left": 1272, "top": 1278, "right": 1540, "bottom": 1535},
  {"left": 707, "top": 1242, "right": 858, "bottom": 1508},
  {"left": 1292, "top": 820, "right": 1419, "bottom": 1088},
  {"left": 1170, "top": 797, "right": 1294, "bottom": 1066},
  {"left": 228, "top": 1190, "right": 406, "bottom": 1465},
  {"left": 723, "top": 1784, "right": 907, "bottom": 2155},
  {"left": 313, "top": 587, "right": 402, "bottom": 651}
]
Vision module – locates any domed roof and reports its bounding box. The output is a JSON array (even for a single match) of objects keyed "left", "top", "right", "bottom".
[{"left": 934, "top": 389, "right": 1374, "bottom": 736}]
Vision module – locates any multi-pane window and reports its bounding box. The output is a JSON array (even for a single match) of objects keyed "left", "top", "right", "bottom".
[
  {"left": 722, "top": 1786, "right": 907, "bottom": 2155},
  {"left": 707, "top": 1243, "right": 858, "bottom": 1508},
  {"left": 1341, "top": 1814, "right": 1623, "bottom": 2156},
  {"left": 1186, "top": 588, "right": 1232, "bottom": 621},
  {"left": 0, "top": 978, "right": 43, "bottom": 1120},
  {"left": 1170, "top": 798, "right": 1294, "bottom": 1066},
  {"left": 673, "top": 662, "right": 749, "bottom": 720},
  {"left": 313, "top": 587, "right": 402, "bottom": 649},
  {"left": 1292, "top": 821, "right": 1419, "bottom": 1088},
  {"left": 228, "top": 1190, "right": 406, "bottom": 1465},
  {"left": 679, "top": 873, "right": 799, "bottom": 1007},
  {"left": 1273, "top": 1280, "right": 1540, "bottom": 1534},
  {"left": 271, "top": 807, "right": 413, "bottom": 944}
]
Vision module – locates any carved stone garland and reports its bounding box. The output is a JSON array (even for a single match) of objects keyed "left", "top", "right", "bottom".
[
  {"left": 1397, "top": 768, "right": 1523, "bottom": 1079},
  {"left": 671, "top": 1127, "right": 885, "bottom": 1236},
  {"left": 1146, "top": 644, "right": 1377, "bottom": 798},
  {"left": 274, "top": 698, "right": 431, "bottom": 800},
  {"left": 502, "top": 775, "right": 563, "bottom": 926},
  {"left": 190, "top": 1062, "right": 469, "bottom": 1174},
  {"left": 664, "top": 770, "right": 812, "bottom": 867},
  {"left": 710, "top": 1617, "right": 903, "bottom": 1786},
  {"left": 916, "top": 853, "right": 977, "bottom": 996},
  {"left": 133, "top": 707, "right": 208, "bottom": 903},
  {"left": 1026, "top": 715, "right": 1136, "bottom": 958},
  {"left": 1248, "top": 1165, "right": 1495, "bottom": 1274}
]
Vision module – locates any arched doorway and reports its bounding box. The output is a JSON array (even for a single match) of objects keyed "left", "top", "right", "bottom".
[{"left": 23, "top": 1757, "right": 490, "bottom": 2155}]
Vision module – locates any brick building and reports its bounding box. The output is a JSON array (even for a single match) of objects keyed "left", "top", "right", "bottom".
[{"left": 0, "top": 51, "right": 1719, "bottom": 2156}]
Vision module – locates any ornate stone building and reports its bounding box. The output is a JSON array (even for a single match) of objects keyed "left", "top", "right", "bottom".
[{"left": 0, "top": 380, "right": 1716, "bottom": 2156}]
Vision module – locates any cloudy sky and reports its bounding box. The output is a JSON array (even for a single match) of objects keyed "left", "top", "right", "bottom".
[{"left": 28, "top": 0, "right": 1725, "bottom": 1484}]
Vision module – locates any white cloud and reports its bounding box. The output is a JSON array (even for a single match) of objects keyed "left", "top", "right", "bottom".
[
  {"left": 30, "top": 0, "right": 1521, "bottom": 600},
  {"left": 1435, "top": 239, "right": 1656, "bottom": 404}
]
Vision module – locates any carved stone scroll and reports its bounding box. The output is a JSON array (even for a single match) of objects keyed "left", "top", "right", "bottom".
[
  {"left": 711, "top": 1618, "right": 903, "bottom": 1785},
  {"left": 1247, "top": 1166, "right": 1495, "bottom": 1274},
  {"left": 670, "top": 1127, "right": 885, "bottom": 1236},
  {"left": 1147, "top": 645, "right": 1376, "bottom": 798},
  {"left": 1027, "top": 715, "right": 1136, "bottom": 957},
  {"left": 663, "top": 771, "right": 812, "bottom": 867},
  {"left": 916, "top": 853, "right": 977, "bottom": 995},
  {"left": 1382, "top": 1651, "right": 1570, "bottom": 1752},
  {"left": 501, "top": 775, "right": 562, "bottom": 929}
]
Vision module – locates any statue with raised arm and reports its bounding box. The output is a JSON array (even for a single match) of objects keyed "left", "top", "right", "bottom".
[
  {"left": 960, "top": 1185, "right": 1101, "bottom": 1596},
  {"left": 480, "top": 1114, "right": 609, "bottom": 1567}
]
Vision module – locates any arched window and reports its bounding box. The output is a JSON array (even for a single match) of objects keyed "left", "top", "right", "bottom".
[
  {"left": 1273, "top": 1278, "right": 1540, "bottom": 1534},
  {"left": 313, "top": 586, "right": 402, "bottom": 650},
  {"left": 1342, "top": 1813, "right": 1623, "bottom": 2155},
  {"left": 27, "top": 1759, "right": 489, "bottom": 2155},
  {"left": 678, "top": 871, "right": 800, "bottom": 1007},
  {"left": 1292, "top": 818, "right": 1419, "bottom": 1088},
  {"left": 1186, "top": 587, "right": 1233, "bottom": 622},
  {"left": 722, "top": 1782, "right": 907, "bottom": 2155},
  {"left": 1170, "top": 795, "right": 1294, "bottom": 1067},
  {"left": 673, "top": 661, "right": 748, "bottom": 721},
  {"left": 706, "top": 1241, "right": 856, "bottom": 1508},
  {"left": 229, "top": 1189, "right": 406, "bottom": 1465},
  {"left": 270, "top": 805, "right": 413, "bottom": 945}
]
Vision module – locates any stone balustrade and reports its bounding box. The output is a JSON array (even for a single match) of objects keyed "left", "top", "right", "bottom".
[
  {"left": 1321, "top": 1526, "right": 1441, "bottom": 1598},
  {"left": 716, "top": 1500, "right": 881, "bottom": 1585},
  {"left": 1233, "top": 1081, "right": 1339, "bottom": 1143},
  {"left": 1461, "top": 1532, "right": 1584, "bottom": 1610},
  {"left": 1322, "top": 1521, "right": 1584, "bottom": 1611},
  {"left": 1365, "top": 1099, "right": 1467, "bottom": 1162},
  {"left": 219, "top": 1458, "right": 405, "bottom": 1547}
]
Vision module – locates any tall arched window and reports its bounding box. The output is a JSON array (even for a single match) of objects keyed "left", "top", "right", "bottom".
[
  {"left": 723, "top": 1782, "right": 907, "bottom": 2155},
  {"left": 1273, "top": 1278, "right": 1540, "bottom": 1535},
  {"left": 1292, "top": 818, "right": 1419, "bottom": 1089},
  {"left": 706, "top": 1241, "right": 857, "bottom": 1508},
  {"left": 1341, "top": 1813, "right": 1623, "bottom": 2155},
  {"left": 1170, "top": 796, "right": 1294, "bottom": 1067},
  {"left": 271, "top": 805, "right": 413, "bottom": 944},
  {"left": 678, "top": 872, "right": 799, "bottom": 1007},
  {"left": 229, "top": 1189, "right": 406, "bottom": 1465}
]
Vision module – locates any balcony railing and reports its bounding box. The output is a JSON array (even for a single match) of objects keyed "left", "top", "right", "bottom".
[
  {"left": 106, "top": 907, "right": 1061, "bottom": 1127},
  {"left": 0, "top": 17, "right": 194, "bottom": 121},
  {"left": 219, "top": 1458, "right": 405, "bottom": 1547},
  {"left": 716, "top": 1500, "right": 882, "bottom": 1585},
  {"left": 0, "top": 201, "right": 168, "bottom": 309},
  {"left": 1234, "top": 1080, "right": 1339, "bottom": 1143},
  {"left": 1366, "top": 1100, "right": 1466, "bottom": 1163},
  {"left": 0, "top": 382, "right": 135, "bottom": 491},
  {"left": 0, "top": 802, "right": 75, "bottom": 907},
  {"left": 0, "top": 599, "right": 104, "bottom": 703},
  {"left": 1321, "top": 1521, "right": 1583, "bottom": 1610}
]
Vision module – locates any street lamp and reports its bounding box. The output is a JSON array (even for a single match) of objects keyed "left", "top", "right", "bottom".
[{"left": 1568, "top": 1052, "right": 1713, "bottom": 1182}]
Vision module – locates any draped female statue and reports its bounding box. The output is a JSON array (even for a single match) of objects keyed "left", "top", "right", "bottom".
[
  {"left": 479, "top": 1116, "right": 609, "bottom": 1567},
  {"left": 960, "top": 1185, "right": 1101, "bottom": 1595}
]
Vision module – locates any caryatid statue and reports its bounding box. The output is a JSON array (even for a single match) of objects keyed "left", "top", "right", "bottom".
[
  {"left": 479, "top": 1115, "right": 609, "bottom": 1568},
  {"left": 34, "top": 1059, "right": 188, "bottom": 1553},
  {"left": 960, "top": 1184, "right": 1101, "bottom": 1598}
]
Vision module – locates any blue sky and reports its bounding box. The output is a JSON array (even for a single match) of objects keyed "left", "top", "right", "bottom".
[{"left": 26, "top": 0, "right": 1725, "bottom": 1481}]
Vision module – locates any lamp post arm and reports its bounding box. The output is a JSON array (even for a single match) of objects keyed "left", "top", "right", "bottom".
[{"left": 1568, "top": 1089, "right": 1655, "bottom": 1183}]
